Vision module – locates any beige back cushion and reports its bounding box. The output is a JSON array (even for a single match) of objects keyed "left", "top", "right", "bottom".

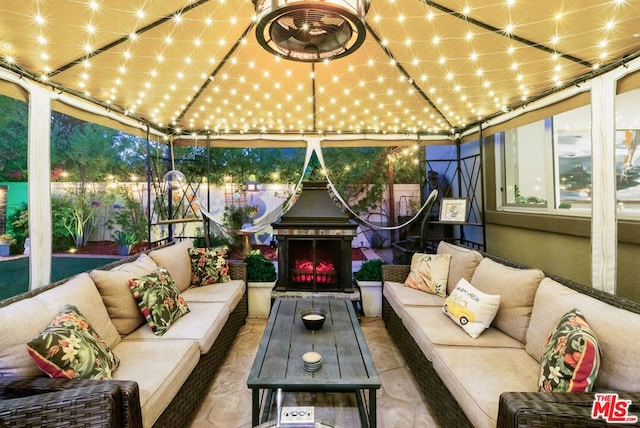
[
  {"left": 436, "top": 241, "right": 483, "bottom": 294},
  {"left": 526, "top": 278, "right": 640, "bottom": 392},
  {"left": 471, "top": 258, "right": 544, "bottom": 343},
  {"left": 0, "top": 273, "right": 120, "bottom": 377},
  {"left": 90, "top": 253, "right": 158, "bottom": 336},
  {"left": 148, "top": 239, "right": 194, "bottom": 292}
]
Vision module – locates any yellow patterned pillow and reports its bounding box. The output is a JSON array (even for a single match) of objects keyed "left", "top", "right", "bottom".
[{"left": 404, "top": 253, "right": 451, "bottom": 297}]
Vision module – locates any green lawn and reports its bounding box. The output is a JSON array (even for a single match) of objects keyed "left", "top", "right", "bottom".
[{"left": 0, "top": 256, "right": 119, "bottom": 301}]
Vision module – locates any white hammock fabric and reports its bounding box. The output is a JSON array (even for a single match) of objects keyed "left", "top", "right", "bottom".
[
  {"left": 305, "top": 138, "right": 438, "bottom": 231},
  {"left": 196, "top": 139, "right": 433, "bottom": 235},
  {"left": 196, "top": 198, "right": 285, "bottom": 235},
  {"left": 329, "top": 185, "right": 437, "bottom": 231},
  {"left": 195, "top": 144, "right": 317, "bottom": 235}
]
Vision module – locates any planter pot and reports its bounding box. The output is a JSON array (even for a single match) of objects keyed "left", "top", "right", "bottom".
[
  {"left": 0, "top": 244, "right": 10, "bottom": 257},
  {"left": 248, "top": 281, "right": 277, "bottom": 318},
  {"left": 117, "top": 244, "right": 133, "bottom": 256},
  {"left": 355, "top": 278, "right": 383, "bottom": 317}
]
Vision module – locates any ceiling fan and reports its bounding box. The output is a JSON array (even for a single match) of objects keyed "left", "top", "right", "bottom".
[{"left": 254, "top": 0, "right": 370, "bottom": 62}]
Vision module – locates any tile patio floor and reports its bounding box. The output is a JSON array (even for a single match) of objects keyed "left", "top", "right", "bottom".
[{"left": 190, "top": 317, "right": 438, "bottom": 428}]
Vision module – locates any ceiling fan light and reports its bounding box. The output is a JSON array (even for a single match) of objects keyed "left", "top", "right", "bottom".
[{"left": 253, "top": 0, "right": 369, "bottom": 62}]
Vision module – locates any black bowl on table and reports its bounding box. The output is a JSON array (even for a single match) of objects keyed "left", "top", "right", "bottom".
[{"left": 300, "top": 308, "right": 327, "bottom": 330}]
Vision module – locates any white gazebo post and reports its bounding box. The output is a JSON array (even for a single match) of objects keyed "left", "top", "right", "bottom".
[
  {"left": 27, "top": 84, "right": 53, "bottom": 289},
  {"left": 590, "top": 73, "right": 617, "bottom": 294}
]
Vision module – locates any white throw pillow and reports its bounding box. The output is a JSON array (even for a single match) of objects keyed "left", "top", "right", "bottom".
[{"left": 443, "top": 279, "right": 501, "bottom": 338}]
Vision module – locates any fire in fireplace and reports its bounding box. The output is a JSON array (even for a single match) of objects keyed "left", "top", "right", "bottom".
[
  {"left": 288, "top": 239, "right": 340, "bottom": 289},
  {"left": 271, "top": 181, "right": 358, "bottom": 293}
]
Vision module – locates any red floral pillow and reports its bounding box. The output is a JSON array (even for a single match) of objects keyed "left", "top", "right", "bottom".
[
  {"left": 538, "top": 308, "right": 601, "bottom": 392},
  {"left": 188, "top": 246, "right": 230, "bottom": 287},
  {"left": 27, "top": 305, "right": 120, "bottom": 380},
  {"left": 129, "top": 267, "right": 190, "bottom": 336}
]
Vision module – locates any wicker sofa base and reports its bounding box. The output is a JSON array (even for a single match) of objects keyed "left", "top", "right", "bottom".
[
  {"left": 382, "top": 297, "right": 472, "bottom": 428},
  {"left": 0, "top": 377, "right": 142, "bottom": 428},
  {"left": 498, "top": 391, "right": 640, "bottom": 427},
  {"left": 152, "top": 291, "right": 248, "bottom": 428}
]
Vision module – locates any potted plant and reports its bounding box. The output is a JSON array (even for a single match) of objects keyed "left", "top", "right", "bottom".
[
  {"left": 353, "top": 258, "right": 387, "bottom": 317},
  {"left": 244, "top": 249, "right": 277, "bottom": 318},
  {"left": 113, "top": 230, "right": 138, "bottom": 256},
  {"left": 0, "top": 234, "right": 16, "bottom": 257}
]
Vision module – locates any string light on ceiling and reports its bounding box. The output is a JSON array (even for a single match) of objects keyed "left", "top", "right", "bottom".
[
  {"left": 253, "top": 0, "right": 370, "bottom": 62},
  {"left": 0, "top": 1, "right": 637, "bottom": 136}
]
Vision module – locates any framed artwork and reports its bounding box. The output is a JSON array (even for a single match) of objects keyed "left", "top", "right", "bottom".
[{"left": 439, "top": 198, "right": 469, "bottom": 223}]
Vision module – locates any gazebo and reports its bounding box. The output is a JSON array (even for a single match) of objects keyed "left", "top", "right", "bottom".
[{"left": 1, "top": 1, "right": 640, "bottom": 301}]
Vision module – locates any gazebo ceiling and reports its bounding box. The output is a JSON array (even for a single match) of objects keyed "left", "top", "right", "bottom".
[{"left": 1, "top": 0, "right": 639, "bottom": 137}]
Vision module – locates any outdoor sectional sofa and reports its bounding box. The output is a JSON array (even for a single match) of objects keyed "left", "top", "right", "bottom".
[
  {"left": 0, "top": 239, "right": 247, "bottom": 428},
  {"left": 382, "top": 241, "right": 640, "bottom": 428}
]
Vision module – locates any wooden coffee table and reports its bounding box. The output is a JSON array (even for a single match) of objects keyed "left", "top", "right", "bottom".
[{"left": 247, "top": 298, "right": 380, "bottom": 428}]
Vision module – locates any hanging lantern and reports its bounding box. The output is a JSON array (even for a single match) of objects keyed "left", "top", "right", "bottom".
[
  {"left": 163, "top": 169, "right": 186, "bottom": 193},
  {"left": 253, "top": 0, "right": 370, "bottom": 62}
]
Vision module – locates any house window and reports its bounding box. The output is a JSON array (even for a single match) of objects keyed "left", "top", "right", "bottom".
[
  {"left": 615, "top": 88, "right": 640, "bottom": 216},
  {"left": 497, "top": 105, "right": 594, "bottom": 214},
  {"left": 501, "top": 119, "right": 551, "bottom": 207},
  {"left": 554, "top": 105, "right": 592, "bottom": 211}
]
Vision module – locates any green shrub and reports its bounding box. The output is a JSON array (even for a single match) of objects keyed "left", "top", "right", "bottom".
[
  {"left": 10, "top": 200, "right": 75, "bottom": 251},
  {"left": 112, "top": 230, "right": 138, "bottom": 245},
  {"left": 354, "top": 258, "right": 386, "bottom": 281},
  {"left": 244, "top": 250, "right": 277, "bottom": 282}
]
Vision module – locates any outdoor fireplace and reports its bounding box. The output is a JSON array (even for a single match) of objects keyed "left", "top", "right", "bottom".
[{"left": 272, "top": 181, "right": 358, "bottom": 293}]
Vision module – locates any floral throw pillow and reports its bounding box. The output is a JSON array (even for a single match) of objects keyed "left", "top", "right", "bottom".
[
  {"left": 129, "top": 267, "right": 190, "bottom": 336},
  {"left": 188, "top": 246, "right": 230, "bottom": 287},
  {"left": 538, "top": 308, "right": 601, "bottom": 392},
  {"left": 404, "top": 253, "right": 451, "bottom": 297},
  {"left": 26, "top": 305, "right": 120, "bottom": 380}
]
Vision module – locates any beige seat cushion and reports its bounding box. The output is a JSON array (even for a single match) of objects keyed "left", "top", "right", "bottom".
[
  {"left": 111, "top": 339, "right": 200, "bottom": 428},
  {"left": 384, "top": 280, "right": 446, "bottom": 308},
  {"left": 148, "top": 239, "right": 194, "bottom": 292},
  {"left": 526, "top": 278, "right": 640, "bottom": 392},
  {"left": 436, "top": 241, "right": 483, "bottom": 294},
  {"left": 402, "top": 306, "right": 523, "bottom": 361},
  {"left": 0, "top": 273, "right": 120, "bottom": 377},
  {"left": 181, "top": 279, "right": 245, "bottom": 310},
  {"left": 471, "top": 258, "right": 544, "bottom": 343},
  {"left": 432, "top": 346, "right": 539, "bottom": 428},
  {"left": 90, "top": 253, "right": 158, "bottom": 335},
  {"left": 123, "top": 302, "right": 230, "bottom": 354}
]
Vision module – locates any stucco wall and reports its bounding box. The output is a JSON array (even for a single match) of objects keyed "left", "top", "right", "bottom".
[
  {"left": 616, "top": 241, "right": 640, "bottom": 303},
  {"left": 485, "top": 223, "right": 592, "bottom": 286},
  {"left": 486, "top": 222, "right": 640, "bottom": 303}
]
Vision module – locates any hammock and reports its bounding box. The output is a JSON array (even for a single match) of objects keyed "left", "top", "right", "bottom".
[
  {"left": 328, "top": 184, "right": 438, "bottom": 231},
  {"left": 195, "top": 150, "right": 313, "bottom": 237},
  {"left": 196, "top": 198, "right": 286, "bottom": 236},
  {"left": 196, "top": 140, "right": 437, "bottom": 239}
]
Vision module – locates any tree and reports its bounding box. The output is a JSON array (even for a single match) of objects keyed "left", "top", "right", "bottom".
[
  {"left": 51, "top": 112, "right": 121, "bottom": 183},
  {"left": 167, "top": 146, "right": 306, "bottom": 186},
  {"left": 50, "top": 113, "right": 131, "bottom": 247},
  {"left": 0, "top": 95, "right": 28, "bottom": 181}
]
